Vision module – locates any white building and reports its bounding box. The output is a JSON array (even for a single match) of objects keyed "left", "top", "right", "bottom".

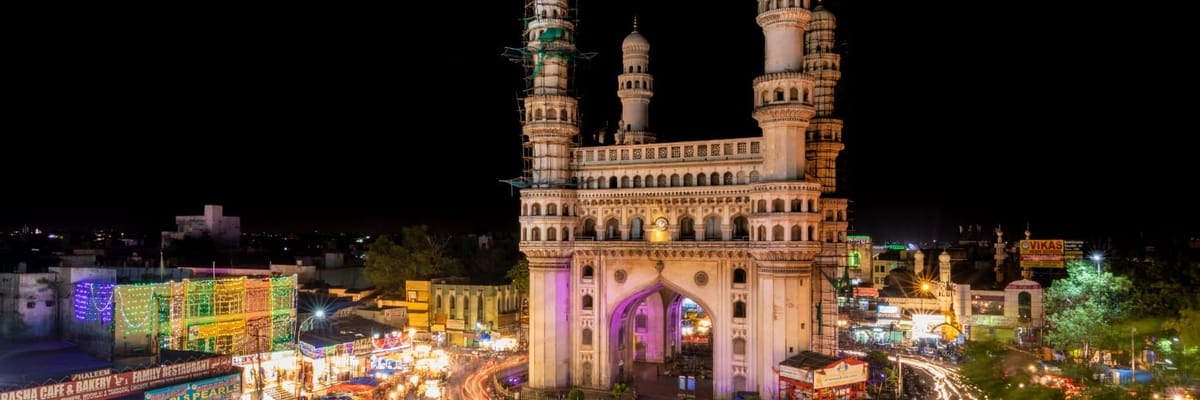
[
  {"left": 512, "top": 2, "right": 850, "bottom": 398},
  {"left": 161, "top": 205, "right": 241, "bottom": 248}
]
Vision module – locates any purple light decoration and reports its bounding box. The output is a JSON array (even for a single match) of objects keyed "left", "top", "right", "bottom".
[{"left": 73, "top": 282, "right": 114, "bottom": 324}]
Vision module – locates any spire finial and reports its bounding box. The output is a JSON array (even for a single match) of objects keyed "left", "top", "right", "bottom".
[{"left": 632, "top": 14, "right": 638, "bottom": 31}]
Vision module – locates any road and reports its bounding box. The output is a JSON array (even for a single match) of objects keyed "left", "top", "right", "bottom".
[
  {"left": 459, "top": 354, "right": 528, "bottom": 400},
  {"left": 844, "top": 350, "right": 980, "bottom": 400}
]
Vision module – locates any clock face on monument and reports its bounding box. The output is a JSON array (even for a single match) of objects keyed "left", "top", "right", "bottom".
[{"left": 655, "top": 217, "right": 668, "bottom": 230}]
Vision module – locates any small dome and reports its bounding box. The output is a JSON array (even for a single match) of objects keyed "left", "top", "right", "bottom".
[
  {"left": 622, "top": 31, "right": 649, "bottom": 52},
  {"left": 812, "top": 5, "right": 835, "bottom": 22},
  {"left": 939, "top": 251, "right": 951, "bottom": 262}
]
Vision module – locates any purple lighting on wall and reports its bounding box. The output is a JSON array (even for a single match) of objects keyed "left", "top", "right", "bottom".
[{"left": 73, "top": 282, "right": 114, "bottom": 324}]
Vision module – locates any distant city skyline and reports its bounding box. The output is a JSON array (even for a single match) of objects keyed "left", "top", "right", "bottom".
[{"left": 4, "top": 1, "right": 1193, "bottom": 244}]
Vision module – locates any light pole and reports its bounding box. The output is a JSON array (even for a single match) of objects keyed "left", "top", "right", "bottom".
[
  {"left": 1131, "top": 327, "right": 1137, "bottom": 382},
  {"left": 1091, "top": 253, "right": 1103, "bottom": 275},
  {"left": 294, "top": 309, "right": 325, "bottom": 400}
]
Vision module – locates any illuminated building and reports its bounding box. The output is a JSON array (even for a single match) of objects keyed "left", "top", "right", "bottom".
[{"left": 509, "top": 1, "right": 851, "bottom": 397}]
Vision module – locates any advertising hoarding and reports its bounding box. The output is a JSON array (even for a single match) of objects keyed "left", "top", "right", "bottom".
[{"left": 1019, "top": 240, "right": 1064, "bottom": 268}]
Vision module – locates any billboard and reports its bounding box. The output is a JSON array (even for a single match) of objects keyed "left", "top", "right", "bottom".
[
  {"left": 143, "top": 373, "right": 241, "bottom": 400},
  {"left": 0, "top": 357, "right": 232, "bottom": 400},
  {"left": 1019, "top": 240, "right": 1064, "bottom": 268},
  {"left": 853, "top": 288, "right": 878, "bottom": 298}
]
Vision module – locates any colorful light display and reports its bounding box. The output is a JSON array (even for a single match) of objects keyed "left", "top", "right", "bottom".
[{"left": 73, "top": 282, "right": 114, "bottom": 324}]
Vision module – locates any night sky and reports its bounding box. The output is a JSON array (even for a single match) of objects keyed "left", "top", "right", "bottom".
[{"left": 5, "top": 1, "right": 1194, "bottom": 245}]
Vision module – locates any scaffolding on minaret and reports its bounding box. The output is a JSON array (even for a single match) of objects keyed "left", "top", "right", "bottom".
[{"left": 501, "top": 0, "right": 595, "bottom": 190}]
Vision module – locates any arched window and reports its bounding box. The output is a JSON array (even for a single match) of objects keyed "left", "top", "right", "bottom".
[
  {"left": 773, "top": 225, "right": 785, "bottom": 241},
  {"left": 757, "top": 226, "right": 767, "bottom": 241},
  {"left": 631, "top": 217, "right": 644, "bottom": 240},
  {"left": 838, "top": 210, "right": 845, "bottom": 221},
  {"left": 562, "top": 204, "right": 570, "bottom": 216},
  {"left": 626, "top": 81, "right": 632, "bottom": 89},
  {"left": 789, "top": 87, "right": 799, "bottom": 101},
  {"left": 808, "top": 199, "right": 816, "bottom": 212},
  {"left": 621, "top": 176, "right": 630, "bottom": 188},
  {"left": 680, "top": 217, "right": 695, "bottom": 239},
  {"left": 710, "top": 173, "right": 720, "bottom": 185},
  {"left": 761, "top": 91, "right": 769, "bottom": 105},
  {"left": 642, "top": 80, "right": 648, "bottom": 89},
  {"left": 1018, "top": 292, "right": 1032, "bottom": 322},
  {"left": 808, "top": 226, "right": 816, "bottom": 241},
  {"left": 791, "top": 225, "right": 802, "bottom": 241},
  {"left": 670, "top": 174, "right": 680, "bottom": 186},
  {"left": 733, "top": 338, "right": 747, "bottom": 355},
  {"left": 534, "top": 109, "right": 544, "bottom": 120},
  {"left": 644, "top": 175, "right": 655, "bottom": 187},
  {"left": 531, "top": 203, "right": 541, "bottom": 216},
  {"left": 582, "top": 218, "right": 597, "bottom": 239},
  {"left": 774, "top": 88, "right": 784, "bottom": 101},
  {"left": 582, "top": 294, "right": 593, "bottom": 310},
  {"left": 734, "top": 301, "right": 746, "bottom": 318},
  {"left": 773, "top": 199, "right": 785, "bottom": 212},
  {"left": 531, "top": 227, "right": 541, "bottom": 241},
  {"left": 546, "top": 228, "right": 557, "bottom": 241},
  {"left": 791, "top": 199, "right": 802, "bottom": 212},
  {"left": 561, "top": 227, "right": 569, "bottom": 241},
  {"left": 522, "top": 228, "right": 527, "bottom": 241},
  {"left": 522, "top": 203, "right": 528, "bottom": 216},
  {"left": 582, "top": 265, "right": 594, "bottom": 279},
  {"left": 756, "top": 200, "right": 767, "bottom": 213},
  {"left": 586, "top": 177, "right": 595, "bottom": 189},
  {"left": 733, "top": 268, "right": 747, "bottom": 284},
  {"left": 634, "top": 80, "right": 641, "bottom": 88},
  {"left": 609, "top": 177, "right": 618, "bottom": 188},
  {"left": 633, "top": 175, "right": 642, "bottom": 187},
  {"left": 737, "top": 171, "right": 747, "bottom": 184},
  {"left": 705, "top": 216, "right": 721, "bottom": 240},
  {"left": 750, "top": 171, "right": 760, "bottom": 182},
  {"left": 547, "top": 108, "right": 557, "bottom": 120},
  {"left": 437, "top": 295, "right": 443, "bottom": 311},
  {"left": 477, "top": 296, "right": 484, "bottom": 323},
  {"left": 605, "top": 218, "right": 620, "bottom": 240},
  {"left": 657, "top": 175, "right": 667, "bottom": 187},
  {"left": 697, "top": 173, "right": 708, "bottom": 186},
  {"left": 560, "top": 109, "right": 569, "bottom": 121},
  {"left": 546, "top": 203, "right": 557, "bottom": 216},
  {"left": 450, "top": 296, "right": 456, "bottom": 312},
  {"left": 582, "top": 328, "right": 593, "bottom": 346},
  {"left": 724, "top": 172, "right": 734, "bottom": 185},
  {"left": 683, "top": 174, "right": 694, "bottom": 186},
  {"left": 733, "top": 216, "right": 749, "bottom": 239}
]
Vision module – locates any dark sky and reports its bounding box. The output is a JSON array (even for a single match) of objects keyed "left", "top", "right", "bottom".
[{"left": 5, "top": 1, "right": 1195, "bottom": 244}]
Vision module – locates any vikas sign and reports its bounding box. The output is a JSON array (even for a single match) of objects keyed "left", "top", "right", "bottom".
[{"left": 1019, "top": 240, "right": 1065, "bottom": 268}]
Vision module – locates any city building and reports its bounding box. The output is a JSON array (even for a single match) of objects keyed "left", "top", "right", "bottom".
[
  {"left": 510, "top": 2, "right": 852, "bottom": 397},
  {"left": 428, "top": 281, "right": 523, "bottom": 347},
  {"left": 0, "top": 272, "right": 60, "bottom": 339},
  {"left": 161, "top": 205, "right": 241, "bottom": 248}
]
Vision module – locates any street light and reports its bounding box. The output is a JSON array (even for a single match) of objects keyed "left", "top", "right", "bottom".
[
  {"left": 1091, "top": 253, "right": 1103, "bottom": 275},
  {"left": 294, "top": 309, "right": 325, "bottom": 400}
]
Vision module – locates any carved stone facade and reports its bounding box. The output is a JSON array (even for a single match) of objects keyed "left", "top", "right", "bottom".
[{"left": 515, "top": 1, "right": 847, "bottom": 398}]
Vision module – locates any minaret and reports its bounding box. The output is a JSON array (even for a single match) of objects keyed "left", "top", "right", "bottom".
[
  {"left": 754, "top": 0, "right": 815, "bottom": 181},
  {"left": 751, "top": 1, "right": 822, "bottom": 396},
  {"left": 913, "top": 249, "right": 926, "bottom": 276},
  {"left": 617, "top": 17, "right": 655, "bottom": 144},
  {"left": 994, "top": 227, "right": 1007, "bottom": 283},
  {"left": 939, "top": 250, "right": 952, "bottom": 285},
  {"left": 516, "top": 0, "right": 578, "bottom": 392},
  {"left": 804, "top": 3, "right": 844, "bottom": 191}
]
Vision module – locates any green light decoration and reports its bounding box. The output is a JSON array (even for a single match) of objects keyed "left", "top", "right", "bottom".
[
  {"left": 115, "top": 284, "right": 158, "bottom": 335},
  {"left": 849, "top": 250, "right": 861, "bottom": 267}
]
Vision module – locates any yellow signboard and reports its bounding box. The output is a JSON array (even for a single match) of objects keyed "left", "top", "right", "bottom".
[
  {"left": 813, "top": 361, "right": 867, "bottom": 389},
  {"left": 1019, "top": 240, "right": 1065, "bottom": 268}
]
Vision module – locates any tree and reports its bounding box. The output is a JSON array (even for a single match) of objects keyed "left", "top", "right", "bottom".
[
  {"left": 363, "top": 226, "right": 463, "bottom": 293},
  {"left": 567, "top": 388, "right": 584, "bottom": 400},
  {"left": 1043, "top": 259, "right": 1134, "bottom": 357},
  {"left": 610, "top": 382, "right": 628, "bottom": 399},
  {"left": 961, "top": 340, "right": 1063, "bottom": 400},
  {"left": 506, "top": 257, "right": 529, "bottom": 295}
]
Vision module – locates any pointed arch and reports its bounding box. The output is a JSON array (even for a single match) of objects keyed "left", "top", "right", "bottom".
[
  {"left": 531, "top": 227, "right": 541, "bottom": 241},
  {"left": 630, "top": 217, "right": 644, "bottom": 240},
  {"left": 750, "top": 170, "right": 761, "bottom": 183},
  {"left": 791, "top": 225, "right": 802, "bottom": 241},
  {"left": 683, "top": 173, "right": 694, "bottom": 186},
  {"left": 546, "top": 203, "right": 558, "bottom": 216},
  {"left": 772, "top": 225, "right": 785, "bottom": 241},
  {"left": 733, "top": 216, "right": 750, "bottom": 239},
  {"left": 546, "top": 228, "right": 557, "bottom": 241}
]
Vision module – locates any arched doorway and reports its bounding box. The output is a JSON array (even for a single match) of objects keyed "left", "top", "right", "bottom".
[{"left": 606, "top": 284, "right": 716, "bottom": 400}]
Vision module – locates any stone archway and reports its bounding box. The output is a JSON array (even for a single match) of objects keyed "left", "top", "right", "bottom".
[{"left": 602, "top": 273, "right": 724, "bottom": 398}]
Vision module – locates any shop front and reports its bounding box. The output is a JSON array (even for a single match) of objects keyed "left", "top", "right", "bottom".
[{"left": 778, "top": 352, "right": 867, "bottom": 400}]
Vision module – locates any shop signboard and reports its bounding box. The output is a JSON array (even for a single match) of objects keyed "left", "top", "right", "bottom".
[
  {"left": 143, "top": 373, "right": 241, "bottom": 400},
  {"left": 0, "top": 357, "right": 232, "bottom": 400},
  {"left": 813, "top": 361, "right": 867, "bottom": 389}
]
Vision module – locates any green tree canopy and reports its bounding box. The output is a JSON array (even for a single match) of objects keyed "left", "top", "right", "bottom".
[
  {"left": 363, "top": 225, "right": 463, "bottom": 293},
  {"left": 1043, "top": 259, "right": 1134, "bottom": 351},
  {"left": 961, "top": 340, "right": 1063, "bottom": 400},
  {"left": 506, "top": 256, "right": 529, "bottom": 295}
]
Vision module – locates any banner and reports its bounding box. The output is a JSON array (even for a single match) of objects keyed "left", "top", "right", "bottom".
[
  {"left": 143, "top": 373, "right": 241, "bottom": 400},
  {"left": 0, "top": 357, "right": 232, "bottom": 400},
  {"left": 1019, "top": 240, "right": 1065, "bottom": 268},
  {"left": 852, "top": 288, "right": 878, "bottom": 298}
]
